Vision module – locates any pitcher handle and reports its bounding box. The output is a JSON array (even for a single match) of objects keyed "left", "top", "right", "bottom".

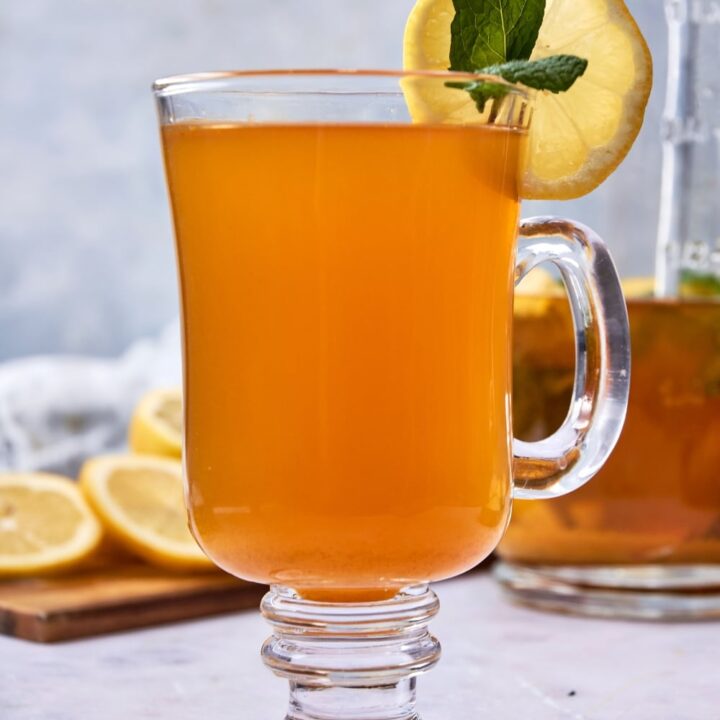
[{"left": 512, "top": 217, "right": 631, "bottom": 499}]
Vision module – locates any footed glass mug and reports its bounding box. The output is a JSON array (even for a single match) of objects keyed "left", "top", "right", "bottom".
[{"left": 154, "top": 70, "right": 630, "bottom": 720}]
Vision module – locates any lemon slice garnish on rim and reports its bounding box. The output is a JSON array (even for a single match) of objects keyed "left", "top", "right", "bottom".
[
  {"left": 0, "top": 473, "right": 102, "bottom": 577},
  {"left": 403, "top": 0, "right": 653, "bottom": 199},
  {"left": 80, "top": 454, "right": 214, "bottom": 571}
]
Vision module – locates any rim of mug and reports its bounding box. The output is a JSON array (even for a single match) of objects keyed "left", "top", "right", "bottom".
[{"left": 152, "top": 68, "right": 531, "bottom": 100}]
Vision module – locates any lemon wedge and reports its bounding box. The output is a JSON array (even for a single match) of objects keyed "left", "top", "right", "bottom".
[
  {"left": 403, "top": 0, "right": 652, "bottom": 199},
  {"left": 80, "top": 454, "right": 214, "bottom": 571},
  {"left": 0, "top": 473, "right": 102, "bottom": 577},
  {"left": 129, "top": 388, "right": 182, "bottom": 458}
]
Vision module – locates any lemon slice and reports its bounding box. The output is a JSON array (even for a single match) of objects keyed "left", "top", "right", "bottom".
[
  {"left": 516, "top": 267, "right": 562, "bottom": 296},
  {"left": 621, "top": 276, "right": 655, "bottom": 298},
  {"left": 514, "top": 267, "right": 563, "bottom": 317},
  {"left": 80, "top": 454, "right": 214, "bottom": 571},
  {"left": 403, "top": 0, "right": 652, "bottom": 199},
  {"left": 129, "top": 388, "right": 182, "bottom": 458},
  {"left": 0, "top": 473, "right": 102, "bottom": 577}
]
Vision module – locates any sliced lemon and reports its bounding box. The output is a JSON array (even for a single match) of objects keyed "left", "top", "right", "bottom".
[
  {"left": 129, "top": 388, "right": 182, "bottom": 458},
  {"left": 514, "top": 267, "right": 564, "bottom": 317},
  {"left": 0, "top": 473, "right": 102, "bottom": 577},
  {"left": 403, "top": 0, "right": 652, "bottom": 199},
  {"left": 80, "top": 454, "right": 214, "bottom": 571},
  {"left": 621, "top": 276, "right": 655, "bottom": 298},
  {"left": 516, "top": 267, "right": 562, "bottom": 296}
]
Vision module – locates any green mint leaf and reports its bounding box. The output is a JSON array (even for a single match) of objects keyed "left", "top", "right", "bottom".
[
  {"left": 449, "top": 0, "right": 546, "bottom": 72},
  {"left": 481, "top": 55, "right": 589, "bottom": 92},
  {"left": 469, "top": 83, "right": 509, "bottom": 113},
  {"left": 448, "top": 55, "right": 587, "bottom": 113},
  {"left": 446, "top": 1, "right": 587, "bottom": 115},
  {"left": 446, "top": 79, "right": 511, "bottom": 112}
]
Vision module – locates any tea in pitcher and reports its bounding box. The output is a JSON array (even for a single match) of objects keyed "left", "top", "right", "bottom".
[{"left": 501, "top": 295, "right": 720, "bottom": 567}]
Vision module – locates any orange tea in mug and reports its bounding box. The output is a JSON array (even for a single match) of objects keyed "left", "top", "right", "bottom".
[{"left": 163, "top": 121, "right": 524, "bottom": 601}]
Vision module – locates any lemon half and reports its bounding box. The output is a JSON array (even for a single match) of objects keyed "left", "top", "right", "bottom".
[{"left": 0, "top": 473, "right": 102, "bottom": 577}]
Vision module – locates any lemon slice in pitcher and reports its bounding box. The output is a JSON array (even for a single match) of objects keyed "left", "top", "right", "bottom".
[
  {"left": 0, "top": 473, "right": 102, "bottom": 576},
  {"left": 403, "top": 0, "right": 652, "bottom": 199},
  {"left": 622, "top": 276, "right": 655, "bottom": 298}
]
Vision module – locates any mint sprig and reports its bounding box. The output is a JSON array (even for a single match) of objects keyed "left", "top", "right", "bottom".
[
  {"left": 448, "top": 0, "right": 588, "bottom": 113},
  {"left": 450, "top": 0, "right": 545, "bottom": 71},
  {"left": 679, "top": 269, "right": 720, "bottom": 298}
]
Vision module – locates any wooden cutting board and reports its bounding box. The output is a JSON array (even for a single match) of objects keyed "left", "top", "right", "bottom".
[{"left": 0, "top": 563, "right": 266, "bottom": 643}]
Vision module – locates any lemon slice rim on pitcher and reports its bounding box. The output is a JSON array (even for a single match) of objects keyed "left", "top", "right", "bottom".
[
  {"left": 403, "top": 0, "right": 653, "bottom": 200},
  {"left": 0, "top": 473, "right": 103, "bottom": 577}
]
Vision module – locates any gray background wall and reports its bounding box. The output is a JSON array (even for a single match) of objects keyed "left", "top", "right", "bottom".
[{"left": 0, "top": 1, "right": 666, "bottom": 360}]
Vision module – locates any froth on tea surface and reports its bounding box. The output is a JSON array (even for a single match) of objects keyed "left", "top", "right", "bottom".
[{"left": 162, "top": 122, "right": 525, "bottom": 601}]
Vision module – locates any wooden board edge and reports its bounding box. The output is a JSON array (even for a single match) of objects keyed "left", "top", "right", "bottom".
[{"left": 1, "top": 584, "right": 267, "bottom": 643}]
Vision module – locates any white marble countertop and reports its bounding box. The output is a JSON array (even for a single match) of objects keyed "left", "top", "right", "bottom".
[{"left": 2, "top": 573, "right": 718, "bottom": 720}]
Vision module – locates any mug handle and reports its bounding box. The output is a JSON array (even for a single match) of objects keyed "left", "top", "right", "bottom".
[{"left": 512, "top": 217, "right": 631, "bottom": 499}]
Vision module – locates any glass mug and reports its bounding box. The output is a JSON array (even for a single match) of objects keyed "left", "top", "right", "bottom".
[{"left": 154, "top": 70, "right": 630, "bottom": 720}]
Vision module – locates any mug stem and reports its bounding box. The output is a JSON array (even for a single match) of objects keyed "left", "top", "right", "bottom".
[{"left": 260, "top": 585, "right": 441, "bottom": 720}]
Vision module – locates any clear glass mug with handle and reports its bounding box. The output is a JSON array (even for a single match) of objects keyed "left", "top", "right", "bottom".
[{"left": 154, "top": 70, "right": 630, "bottom": 720}]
